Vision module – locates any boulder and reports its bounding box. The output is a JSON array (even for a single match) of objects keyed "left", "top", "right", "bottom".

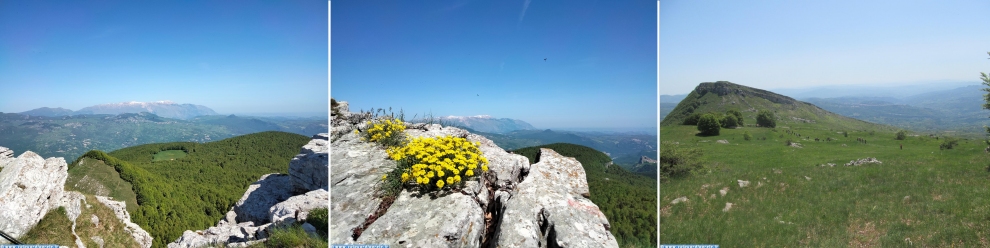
[
  {"left": 0, "top": 149, "right": 68, "bottom": 243},
  {"left": 230, "top": 174, "right": 293, "bottom": 225},
  {"left": 270, "top": 189, "right": 328, "bottom": 224},
  {"left": 290, "top": 133, "right": 329, "bottom": 194},
  {"left": 497, "top": 149, "right": 618, "bottom": 248}
]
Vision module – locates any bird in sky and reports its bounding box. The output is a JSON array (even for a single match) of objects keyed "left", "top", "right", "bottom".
[{"left": 544, "top": 58, "right": 547, "bottom": 62}]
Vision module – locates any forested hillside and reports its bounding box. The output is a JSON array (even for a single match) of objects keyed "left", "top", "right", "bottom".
[
  {"left": 513, "top": 143, "right": 656, "bottom": 247},
  {"left": 70, "top": 131, "right": 310, "bottom": 247}
]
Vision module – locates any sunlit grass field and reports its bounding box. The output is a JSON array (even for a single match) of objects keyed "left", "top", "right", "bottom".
[
  {"left": 660, "top": 123, "right": 990, "bottom": 246},
  {"left": 152, "top": 150, "right": 187, "bottom": 162}
]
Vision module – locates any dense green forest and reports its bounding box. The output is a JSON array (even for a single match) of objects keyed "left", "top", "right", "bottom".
[
  {"left": 513, "top": 143, "right": 657, "bottom": 247},
  {"left": 69, "top": 131, "right": 311, "bottom": 247}
]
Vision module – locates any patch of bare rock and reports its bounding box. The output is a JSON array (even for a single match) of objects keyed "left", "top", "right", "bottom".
[
  {"left": 844, "top": 157, "right": 882, "bottom": 166},
  {"left": 330, "top": 101, "right": 618, "bottom": 247}
]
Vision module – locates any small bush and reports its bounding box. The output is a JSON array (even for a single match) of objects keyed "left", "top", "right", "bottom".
[
  {"left": 895, "top": 130, "right": 907, "bottom": 140},
  {"left": 683, "top": 113, "right": 702, "bottom": 125},
  {"left": 743, "top": 131, "right": 752, "bottom": 141},
  {"left": 843, "top": 131, "right": 849, "bottom": 138},
  {"left": 756, "top": 110, "right": 776, "bottom": 128},
  {"left": 359, "top": 117, "right": 407, "bottom": 148},
  {"left": 785, "top": 139, "right": 794, "bottom": 146},
  {"left": 306, "top": 208, "right": 328, "bottom": 238},
  {"left": 721, "top": 114, "right": 738, "bottom": 128},
  {"left": 869, "top": 130, "right": 875, "bottom": 136},
  {"left": 697, "top": 113, "right": 721, "bottom": 136},
  {"left": 659, "top": 141, "right": 703, "bottom": 182},
  {"left": 940, "top": 137, "right": 959, "bottom": 150},
  {"left": 726, "top": 109, "right": 744, "bottom": 127},
  {"left": 385, "top": 136, "right": 490, "bottom": 192}
]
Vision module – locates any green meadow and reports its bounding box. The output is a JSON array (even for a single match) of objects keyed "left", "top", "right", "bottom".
[
  {"left": 152, "top": 150, "right": 187, "bottom": 162},
  {"left": 660, "top": 122, "right": 990, "bottom": 246}
]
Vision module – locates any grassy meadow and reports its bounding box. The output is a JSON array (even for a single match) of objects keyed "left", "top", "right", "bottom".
[
  {"left": 660, "top": 122, "right": 990, "bottom": 246},
  {"left": 152, "top": 150, "right": 187, "bottom": 162}
]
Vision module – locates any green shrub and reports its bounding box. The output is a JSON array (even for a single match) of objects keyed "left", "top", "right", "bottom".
[
  {"left": 659, "top": 141, "right": 703, "bottom": 182},
  {"left": 697, "top": 113, "right": 721, "bottom": 136},
  {"left": 721, "top": 114, "right": 738, "bottom": 128},
  {"left": 895, "top": 130, "right": 907, "bottom": 140},
  {"left": 940, "top": 137, "right": 960, "bottom": 150},
  {"left": 306, "top": 208, "right": 328, "bottom": 238},
  {"left": 726, "top": 109, "right": 744, "bottom": 126},
  {"left": 843, "top": 131, "right": 849, "bottom": 137},
  {"left": 683, "top": 113, "right": 702, "bottom": 125},
  {"left": 262, "top": 224, "right": 328, "bottom": 248},
  {"left": 743, "top": 131, "right": 752, "bottom": 141},
  {"left": 756, "top": 110, "right": 776, "bottom": 128}
]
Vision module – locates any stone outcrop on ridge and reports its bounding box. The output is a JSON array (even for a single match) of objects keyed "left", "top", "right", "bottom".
[
  {"left": 0, "top": 148, "right": 69, "bottom": 244},
  {"left": 167, "top": 133, "right": 329, "bottom": 248},
  {"left": 330, "top": 101, "right": 618, "bottom": 247}
]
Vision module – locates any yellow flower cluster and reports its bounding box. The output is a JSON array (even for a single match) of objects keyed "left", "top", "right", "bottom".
[
  {"left": 387, "top": 135, "right": 490, "bottom": 189},
  {"left": 361, "top": 118, "right": 406, "bottom": 143}
]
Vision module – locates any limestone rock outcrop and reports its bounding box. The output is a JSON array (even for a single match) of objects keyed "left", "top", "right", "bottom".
[
  {"left": 331, "top": 102, "right": 618, "bottom": 247},
  {"left": 95, "top": 196, "right": 153, "bottom": 248},
  {"left": 168, "top": 134, "right": 330, "bottom": 248},
  {"left": 0, "top": 148, "right": 68, "bottom": 244},
  {"left": 290, "top": 133, "right": 329, "bottom": 194},
  {"left": 497, "top": 149, "right": 617, "bottom": 247}
]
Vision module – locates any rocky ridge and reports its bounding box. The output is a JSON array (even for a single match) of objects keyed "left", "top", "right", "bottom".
[
  {"left": 0, "top": 147, "right": 153, "bottom": 247},
  {"left": 330, "top": 100, "right": 618, "bottom": 247},
  {"left": 167, "top": 133, "right": 330, "bottom": 248}
]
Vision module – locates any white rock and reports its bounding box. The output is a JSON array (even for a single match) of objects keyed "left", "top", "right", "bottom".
[
  {"left": 723, "top": 202, "right": 734, "bottom": 212},
  {"left": 719, "top": 187, "right": 729, "bottom": 196},
  {"left": 95, "top": 196, "right": 152, "bottom": 248},
  {"left": 0, "top": 149, "right": 68, "bottom": 244},
  {"left": 290, "top": 133, "right": 329, "bottom": 194},
  {"left": 671, "top": 196, "right": 689, "bottom": 204},
  {"left": 737, "top": 180, "right": 750, "bottom": 188}
]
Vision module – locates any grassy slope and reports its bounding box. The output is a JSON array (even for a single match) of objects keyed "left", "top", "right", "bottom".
[
  {"left": 22, "top": 194, "right": 141, "bottom": 247},
  {"left": 514, "top": 143, "right": 657, "bottom": 247},
  {"left": 151, "top": 150, "right": 187, "bottom": 162},
  {"left": 66, "top": 158, "right": 139, "bottom": 213},
  {"left": 660, "top": 122, "right": 990, "bottom": 246}
]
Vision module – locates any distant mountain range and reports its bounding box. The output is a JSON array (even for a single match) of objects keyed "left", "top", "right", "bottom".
[
  {"left": 802, "top": 85, "right": 990, "bottom": 137},
  {"left": 19, "top": 101, "right": 218, "bottom": 120},
  {"left": 430, "top": 115, "right": 535, "bottom": 134},
  {"left": 0, "top": 112, "right": 327, "bottom": 160}
]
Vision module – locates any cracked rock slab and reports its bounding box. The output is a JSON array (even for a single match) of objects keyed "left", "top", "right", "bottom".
[
  {"left": 290, "top": 133, "right": 329, "bottom": 194},
  {"left": 330, "top": 130, "right": 395, "bottom": 244},
  {"left": 497, "top": 149, "right": 618, "bottom": 248},
  {"left": 356, "top": 189, "right": 485, "bottom": 248}
]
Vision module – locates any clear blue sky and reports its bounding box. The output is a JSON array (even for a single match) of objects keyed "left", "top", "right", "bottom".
[
  {"left": 0, "top": 1, "right": 328, "bottom": 116},
  {"left": 661, "top": 0, "right": 990, "bottom": 95},
  {"left": 331, "top": 1, "right": 657, "bottom": 129}
]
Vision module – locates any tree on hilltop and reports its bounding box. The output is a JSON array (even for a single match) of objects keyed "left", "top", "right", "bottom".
[{"left": 982, "top": 52, "right": 990, "bottom": 149}]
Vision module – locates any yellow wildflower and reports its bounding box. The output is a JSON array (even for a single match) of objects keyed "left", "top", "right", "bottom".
[{"left": 437, "top": 180, "right": 445, "bottom": 188}]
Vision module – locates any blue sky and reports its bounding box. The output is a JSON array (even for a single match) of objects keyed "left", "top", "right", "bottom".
[
  {"left": 661, "top": 0, "right": 990, "bottom": 95},
  {"left": 0, "top": 1, "right": 328, "bottom": 116},
  {"left": 331, "top": 1, "right": 657, "bottom": 129}
]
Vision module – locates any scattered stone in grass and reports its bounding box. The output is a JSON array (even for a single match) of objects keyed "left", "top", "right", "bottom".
[
  {"left": 700, "top": 140, "right": 710, "bottom": 143},
  {"left": 845, "top": 157, "right": 882, "bottom": 166},
  {"left": 805, "top": 176, "right": 811, "bottom": 181},
  {"left": 722, "top": 202, "right": 733, "bottom": 212},
  {"left": 789, "top": 142, "right": 803, "bottom": 148},
  {"left": 756, "top": 181, "right": 763, "bottom": 188},
  {"left": 737, "top": 180, "right": 750, "bottom": 188},
  {"left": 773, "top": 169, "right": 782, "bottom": 174},
  {"left": 719, "top": 187, "right": 729, "bottom": 196},
  {"left": 672, "top": 196, "right": 689, "bottom": 204},
  {"left": 701, "top": 184, "right": 710, "bottom": 189},
  {"left": 710, "top": 194, "right": 716, "bottom": 199},
  {"left": 903, "top": 196, "right": 911, "bottom": 204},
  {"left": 842, "top": 144, "right": 847, "bottom": 147},
  {"left": 762, "top": 177, "right": 767, "bottom": 180},
  {"left": 717, "top": 140, "right": 729, "bottom": 144},
  {"left": 819, "top": 163, "right": 836, "bottom": 167}
]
